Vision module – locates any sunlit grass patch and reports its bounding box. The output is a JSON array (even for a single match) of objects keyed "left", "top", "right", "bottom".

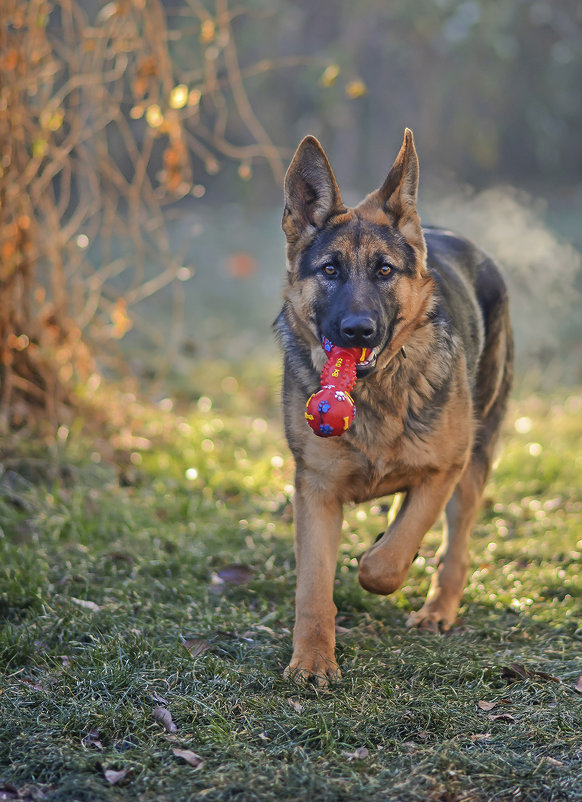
[{"left": 1, "top": 371, "right": 581, "bottom": 801}]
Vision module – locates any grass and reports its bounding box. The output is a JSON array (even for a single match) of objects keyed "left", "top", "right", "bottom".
[{"left": 0, "top": 364, "right": 581, "bottom": 802}]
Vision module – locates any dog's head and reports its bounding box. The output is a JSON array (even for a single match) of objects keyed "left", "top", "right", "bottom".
[{"left": 282, "top": 129, "right": 434, "bottom": 377}]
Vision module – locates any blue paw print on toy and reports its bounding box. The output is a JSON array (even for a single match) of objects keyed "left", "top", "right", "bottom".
[
  {"left": 320, "top": 423, "right": 334, "bottom": 434},
  {"left": 318, "top": 400, "right": 331, "bottom": 413},
  {"left": 322, "top": 337, "right": 333, "bottom": 353}
]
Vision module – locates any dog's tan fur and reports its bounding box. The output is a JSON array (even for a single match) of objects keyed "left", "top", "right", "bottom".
[{"left": 275, "top": 130, "right": 512, "bottom": 685}]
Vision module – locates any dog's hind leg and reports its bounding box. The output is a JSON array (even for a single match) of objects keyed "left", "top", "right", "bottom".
[
  {"left": 408, "top": 299, "right": 513, "bottom": 631},
  {"left": 406, "top": 453, "right": 487, "bottom": 631}
]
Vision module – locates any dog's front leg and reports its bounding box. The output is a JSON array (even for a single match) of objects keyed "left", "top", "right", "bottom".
[
  {"left": 284, "top": 469, "right": 343, "bottom": 686},
  {"left": 358, "top": 469, "right": 462, "bottom": 611}
]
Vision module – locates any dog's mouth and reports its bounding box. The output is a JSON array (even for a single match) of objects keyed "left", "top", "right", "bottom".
[
  {"left": 355, "top": 322, "right": 396, "bottom": 377},
  {"left": 355, "top": 346, "right": 381, "bottom": 378}
]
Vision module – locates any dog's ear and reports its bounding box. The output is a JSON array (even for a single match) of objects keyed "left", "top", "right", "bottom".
[
  {"left": 363, "top": 129, "right": 426, "bottom": 259},
  {"left": 378, "top": 128, "right": 419, "bottom": 215},
  {"left": 282, "top": 136, "right": 344, "bottom": 243}
]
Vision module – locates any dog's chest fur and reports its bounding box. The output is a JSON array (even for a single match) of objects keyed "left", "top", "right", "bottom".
[{"left": 281, "top": 310, "right": 475, "bottom": 504}]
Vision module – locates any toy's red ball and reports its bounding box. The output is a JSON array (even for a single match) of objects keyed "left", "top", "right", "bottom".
[{"left": 305, "top": 386, "right": 355, "bottom": 438}]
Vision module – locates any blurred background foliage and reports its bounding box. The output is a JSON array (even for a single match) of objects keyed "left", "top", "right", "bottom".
[{"left": 1, "top": 0, "right": 581, "bottom": 432}]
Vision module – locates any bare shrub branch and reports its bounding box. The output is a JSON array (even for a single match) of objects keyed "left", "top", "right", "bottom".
[{"left": 0, "top": 0, "right": 289, "bottom": 432}]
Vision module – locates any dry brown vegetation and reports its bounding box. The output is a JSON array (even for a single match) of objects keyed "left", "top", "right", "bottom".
[{"left": 0, "top": 0, "right": 286, "bottom": 432}]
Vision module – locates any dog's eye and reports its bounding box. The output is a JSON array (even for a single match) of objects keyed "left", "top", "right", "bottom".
[
  {"left": 378, "top": 263, "right": 393, "bottom": 277},
  {"left": 322, "top": 264, "right": 338, "bottom": 277}
]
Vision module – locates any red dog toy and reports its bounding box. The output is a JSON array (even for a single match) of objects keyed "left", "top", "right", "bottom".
[{"left": 305, "top": 337, "right": 372, "bottom": 437}]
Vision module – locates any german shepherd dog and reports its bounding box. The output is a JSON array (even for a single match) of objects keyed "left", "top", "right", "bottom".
[{"left": 275, "top": 129, "right": 513, "bottom": 685}]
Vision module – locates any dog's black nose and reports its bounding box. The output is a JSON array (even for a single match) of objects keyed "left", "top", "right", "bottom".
[{"left": 340, "top": 314, "right": 377, "bottom": 345}]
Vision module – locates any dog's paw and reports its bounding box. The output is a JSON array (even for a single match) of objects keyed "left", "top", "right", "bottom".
[
  {"left": 406, "top": 605, "right": 456, "bottom": 632},
  {"left": 284, "top": 653, "right": 341, "bottom": 688}
]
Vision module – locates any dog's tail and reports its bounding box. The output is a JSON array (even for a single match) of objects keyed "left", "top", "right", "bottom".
[{"left": 471, "top": 257, "right": 514, "bottom": 481}]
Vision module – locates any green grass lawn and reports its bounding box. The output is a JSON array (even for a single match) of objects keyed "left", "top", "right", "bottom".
[{"left": 1, "top": 366, "right": 581, "bottom": 802}]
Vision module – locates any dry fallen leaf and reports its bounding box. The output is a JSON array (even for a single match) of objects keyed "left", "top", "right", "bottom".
[
  {"left": 182, "top": 638, "right": 211, "bottom": 657},
  {"left": 214, "top": 564, "right": 255, "bottom": 585},
  {"left": 254, "top": 625, "right": 276, "bottom": 637},
  {"left": 103, "top": 767, "right": 129, "bottom": 785},
  {"left": 574, "top": 675, "right": 582, "bottom": 694},
  {"left": 18, "top": 678, "right": 45, "bottom": 693},
  {"left": 469, "top": 733, "right": 492, "bottom": 741},
  {"left": 543, "top": 756, "right": 564, "bottom": 766},
  {"left": 343, "top": 747, "right": 369, "bottom": 761},
  {"left": 172, "top": 748, "right": 203, "bottom": 768},
  {"left": 71, "top": 597, "right": 100, "bottom": 613},
  {"left": 287, "top": 698, "right": 304, "bottom": 714},
  {"left": 151, "top": 692, "right": 168, "bottom": 705},
  {"left": 488, "top": 713, "right": 516, "bottom": 723},
  {"left": 477, "top": 700, "right": 498, "bottom": 711},
  {"left": 501, "top": 663, "right": 560, "bottom": 684},
  {"left": 82, "top": 729, "right": 103, "bottom": 750},
  {"left": 502, "top": 662, "right": 528, "bottom": 681},
  {"left": 533, "top": 670, "right": 560, "bottom": 683},
  {"left": 153, "top": 706, "right": 178, "bottom": 733}
]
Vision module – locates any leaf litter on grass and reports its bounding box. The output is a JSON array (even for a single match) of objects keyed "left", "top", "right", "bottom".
[
  {"left": 172, "top": 748, "right": 203, "bottom": 768},
  {"left": 152, "top": 706, "right": 178, "bottom": 733},
  {"left": 477, "top": 699, "right": 505, "bottom": 711},
  {"left": 211, "top": 563, "right": 255, "bottom": 587},
  {"left": 103, "top": 767, "right": 130, "bottom": 786}
]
